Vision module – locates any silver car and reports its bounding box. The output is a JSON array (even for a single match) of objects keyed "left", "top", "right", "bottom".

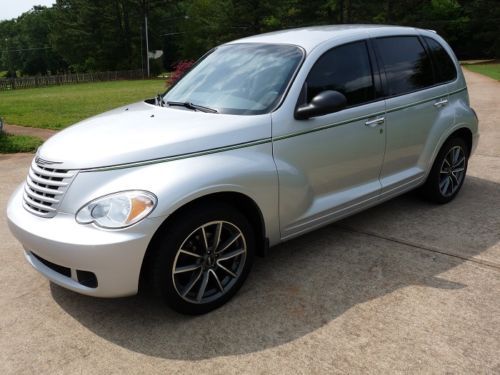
[{"left": 7, "top": 25, "right": 478, "bottom": 314}]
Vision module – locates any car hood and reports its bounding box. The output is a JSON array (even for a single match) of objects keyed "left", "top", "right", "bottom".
[{"left": 37, "top": 101, "right": 271, "bottom": 169}]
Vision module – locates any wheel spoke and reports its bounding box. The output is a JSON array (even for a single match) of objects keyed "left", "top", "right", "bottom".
[
  {"left": 448, "top": 176, "right": 454, "bottom": 193},
  {"left": 213, "top": 222, "right": 222, "bottom": 251},
  {"left": 217, "top": 233, "right": 241, "bottom": 254},
  {"left": 178, "top": 249, "right": 202, "bottom": 258},
  {"left": 196, "top": 271, "right": 210, "bottom": 302},
  {"left": 453, "top": 148, "right": 460, "bottom": 164},
  {"left": 174, "top": 263, "right": 201, "bottom": 274},
  {"left": 453, "top": 156, "right": 465, "bottom": 167},
  {"left": 453, "top": 167, "right": 464, "bottom": 173},
  {"left": 443, "top": 158, "right": 451, "bottom": 168},
  {"left": 218, "top": 248, "right": 245, "bottom": 262},
  {"left": 217, "top": 263, "right": 237, "bottom": 278},
  {"left": 209, "top": 269, "right": 224, "bottom": 292},
  {"left": 440, "top": 176, "right": 450, "bottom": 193},
  {"left": 201, "top": 226, "right": 209, "bottom": 251},
  {"left": 181, "top": 269, "right": 203, "bottom": 297}
]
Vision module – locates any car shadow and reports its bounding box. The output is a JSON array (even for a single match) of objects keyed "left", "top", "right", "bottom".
[{"left": 50, "top": 175, "right": 500, "bottom": 360}]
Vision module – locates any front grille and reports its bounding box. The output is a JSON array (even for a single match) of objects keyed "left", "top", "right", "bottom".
[{"left": 23, "top": 158, "right": 77, "bottom": 218}]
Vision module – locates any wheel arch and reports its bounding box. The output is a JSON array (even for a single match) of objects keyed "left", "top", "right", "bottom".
[
  {"left": 448, "top": 127, "right": 473, "bottom": 155},
  {"left": 139, "top": 191, "right": 268, "bottom": 289},
  {"left": 426, "top": 125, "right": 474, "bottom": 178}
]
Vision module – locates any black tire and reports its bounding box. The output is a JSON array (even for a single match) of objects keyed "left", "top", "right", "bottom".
[
  {"left": 420, "top": 137, "right": 469, "bottom": 204},
  {"left": 149, "top": 202, "right": 255, "bottom": 315}
]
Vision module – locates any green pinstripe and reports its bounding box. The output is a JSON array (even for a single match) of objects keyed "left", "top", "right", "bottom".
[{"left": 84, "top": 87, "right": 467, "bottom": 172}]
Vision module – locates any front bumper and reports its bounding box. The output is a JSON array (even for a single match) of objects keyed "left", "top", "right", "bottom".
[{"left": 7, "top": 185, "right": 165, "bottom": 297}]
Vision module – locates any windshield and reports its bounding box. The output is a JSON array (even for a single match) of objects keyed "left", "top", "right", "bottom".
[{"left": 164, "top": 43, "right": 304, "bottom": 115}]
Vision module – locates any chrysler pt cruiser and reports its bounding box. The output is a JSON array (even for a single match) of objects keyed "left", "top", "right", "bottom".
[{"left": 7, "top": 25, "right": 478, "bottom": 314}]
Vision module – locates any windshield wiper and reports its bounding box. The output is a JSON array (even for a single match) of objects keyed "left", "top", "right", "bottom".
[{"left": 166, "top": 101, "right": 218, "bottom": 113}]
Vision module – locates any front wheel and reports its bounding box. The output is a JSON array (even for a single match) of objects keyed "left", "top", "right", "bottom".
[
  {"left": 420, "top": 137, "right": 469, "bottom": 204},
  {"left": 149, "top": 203, "right": 255, "bottom": 315}
]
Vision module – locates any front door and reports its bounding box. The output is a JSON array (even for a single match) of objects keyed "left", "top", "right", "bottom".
[{"left": 272, "top": 40, "right": 386, "bottom": 239}]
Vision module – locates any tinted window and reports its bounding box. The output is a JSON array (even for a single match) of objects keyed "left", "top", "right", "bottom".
[
  {"left": 376, "top": 36, "right": 434, "bottom": 96},
  {"left": 305, "top": 41, "right": 375, "bottom": 107},
  {"left": 424, "top": 37, "right": 457, "bottom": 83}
]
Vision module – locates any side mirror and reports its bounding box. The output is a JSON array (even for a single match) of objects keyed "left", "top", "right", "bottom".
[{"left": 295, "top": 90, "right": 347, "bottom": 120}]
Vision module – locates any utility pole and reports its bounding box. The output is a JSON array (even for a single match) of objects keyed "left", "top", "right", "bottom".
[
  {"left": 145, "top": 13, "right": 150, "bottom": 77},
  {"left": 140, "top": 25, "right": 144, "bottom": 76},
  {"left": 4, "top": 38, "right": 12, "bottom": 77}
]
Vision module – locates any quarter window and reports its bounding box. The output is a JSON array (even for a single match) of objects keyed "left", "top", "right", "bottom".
[
  {"left": 375, "top": 36, "right": 434, "bottom": 96},
  {"left": 424, "top": 37, "right": 457, "bottom": 84},
  {"left": 305, "top": 41, "right": 376, "bottom": 107}
]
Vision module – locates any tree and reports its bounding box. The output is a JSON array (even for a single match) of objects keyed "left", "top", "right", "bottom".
[{"left": 0, "top": 0, "right": 498, "bottom": 76}]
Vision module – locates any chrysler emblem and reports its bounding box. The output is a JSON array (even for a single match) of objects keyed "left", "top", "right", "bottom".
[{"left": 35, "top": 157, "right": 62, "bottom": 165}]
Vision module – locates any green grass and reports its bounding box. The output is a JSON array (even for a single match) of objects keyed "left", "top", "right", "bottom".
[
  {"left": 0, "top": 79, "right": 166, "bottom": 130},
  {"left": 463, "top": 62, "right": 500, "bottom": 81},
  {"left": 0, "top": 132, "right": 43, "bottom": 153}
]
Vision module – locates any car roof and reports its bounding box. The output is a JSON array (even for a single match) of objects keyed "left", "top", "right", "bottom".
[{"left": 226, "top": 25, "right": 421, "bottom": 53}]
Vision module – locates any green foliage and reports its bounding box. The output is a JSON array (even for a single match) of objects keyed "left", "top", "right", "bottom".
[
  {"left": 0, "top": 133, "right": 43, "bottom": 153},
  {"left": 0, "top": 6, "right": 66, "bottom": 75},
  {"left": 0, "top": 79, "right": 166, "bottom": 129},
  {"left": 0, "top": 0, "right": 498, "bottom": 75}
]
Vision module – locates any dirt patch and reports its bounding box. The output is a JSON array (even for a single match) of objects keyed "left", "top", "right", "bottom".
[{"left": 4, "top": 124, "right": 57, "bottom": 141}]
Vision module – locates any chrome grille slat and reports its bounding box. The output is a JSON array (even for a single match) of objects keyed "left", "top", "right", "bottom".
[
  {"left": 24, "top": 185, "right": 59, "bottom": 204},
  {"left": 25, "top": 178, "right": 64, "bottom": 195},
  {"left": 23, "top": 200, "right": 53, "bottom": 217},
  {"left": 30, "top": 162, "right": 76, "bottom": 179},
  {"left": 23, "top": 158, "right": 77, "bottom": 218},
  {"left": 23, "top": 192, "right": 57, "bottom": 211},
  {"left": 28, "top": 169, "right": 69, "bottom": 187}
]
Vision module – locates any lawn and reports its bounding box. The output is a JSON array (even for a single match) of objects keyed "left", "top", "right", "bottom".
[
  {"left": 463, "top": 62, "right": 500, "bottom": 81},
  {"left": 0, "top": 133, "right": 43, "bottom": 153},
  {"left": 0, "top": 79, "right": 166, "bottom": 130}
]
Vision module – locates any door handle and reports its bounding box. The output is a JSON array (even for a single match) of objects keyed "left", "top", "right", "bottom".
[
  {"left": 433, "top": 98, "right": 448, "bottom": 107},
  {"left": 365, "top": 117, "right": 385, "bottom": 127}
]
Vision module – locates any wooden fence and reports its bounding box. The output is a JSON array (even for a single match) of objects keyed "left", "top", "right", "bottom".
[{"left": 0, "top": 69, "right": 145, "bottom": 90}]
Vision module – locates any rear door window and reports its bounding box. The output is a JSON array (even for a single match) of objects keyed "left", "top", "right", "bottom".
[
  {"left": 423, "top": 37, "right": 457, "bottom": 84},
  {"left": 375, "top": 36, "right": 434, "bottom": 96}
]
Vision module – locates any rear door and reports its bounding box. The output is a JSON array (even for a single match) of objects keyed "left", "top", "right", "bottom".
[{"left": 374, "top": 35, "right": 453, "bottom": 195}]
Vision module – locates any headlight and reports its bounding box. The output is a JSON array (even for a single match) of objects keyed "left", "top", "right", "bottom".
[{"left": 76, "top": 190, "right": 157, "bottom": 229}]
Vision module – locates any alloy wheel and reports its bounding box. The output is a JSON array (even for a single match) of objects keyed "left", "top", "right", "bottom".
[
  {"left": 439, "top": 145, "right": 466, "bottom": 197},
  {"left": 172, "top": 220, "right": 247, "bottom": 304}
]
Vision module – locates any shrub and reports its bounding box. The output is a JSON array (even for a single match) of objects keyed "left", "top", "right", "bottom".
[
  {"left": 167, "top": 60, "right": 195, "bottom": 87},
  {"left": 0, "top": 133, "right": 43, "bottom": 153}
]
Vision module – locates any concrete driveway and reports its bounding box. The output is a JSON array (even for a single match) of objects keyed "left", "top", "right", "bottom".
[{"left": 1, "top": 70, "right": 499, "bottom": 374}]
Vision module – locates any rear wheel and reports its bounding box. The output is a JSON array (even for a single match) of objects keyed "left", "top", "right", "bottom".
[
  {"left": 420, "top": 137, "right": 469, "bottom": 204},
  {"left": 149, "top": 203, "right": 255, "bottom": 314}
]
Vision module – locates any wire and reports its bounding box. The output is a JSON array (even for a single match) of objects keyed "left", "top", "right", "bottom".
[{"left": 3, "top": 46, "right": 52, "bottom": 52}]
